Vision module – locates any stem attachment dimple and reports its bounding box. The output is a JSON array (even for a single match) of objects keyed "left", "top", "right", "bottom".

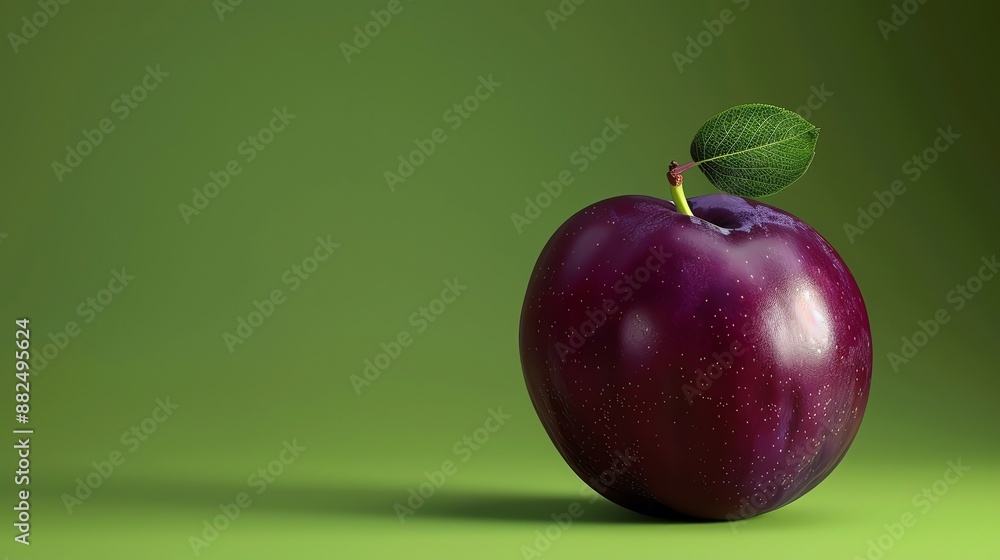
[{"left": 668, "top": 160, "right": 694, "bottom": 217}]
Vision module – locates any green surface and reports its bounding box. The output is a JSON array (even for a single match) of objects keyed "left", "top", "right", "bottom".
[{"left": 2, "top": 1, "right": 998, "bottom": 559}]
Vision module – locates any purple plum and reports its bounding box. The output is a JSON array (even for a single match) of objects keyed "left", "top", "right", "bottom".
[{"left": 519, "top": 193, "right": 871, "bottom": 520}]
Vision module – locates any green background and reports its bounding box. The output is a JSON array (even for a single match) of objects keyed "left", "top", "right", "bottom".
[{"left": 2, "top": 1, "right": 998, "bottom": 558}]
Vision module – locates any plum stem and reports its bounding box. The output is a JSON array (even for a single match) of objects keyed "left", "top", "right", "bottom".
[
  {"left": 668, "top": 161, "right": 694, "bottom": 217},
  {"left": 671, "top": 161, "right": 698, "bottom": 175}
]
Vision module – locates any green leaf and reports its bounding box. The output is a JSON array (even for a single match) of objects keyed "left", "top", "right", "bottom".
[{"left": 689, "top": 103, "right": 819, "bottom": 198}]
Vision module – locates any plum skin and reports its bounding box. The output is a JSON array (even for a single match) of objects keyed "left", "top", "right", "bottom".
[{"left": 519, "top": 194, "right": 872, "bottom": 520}]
